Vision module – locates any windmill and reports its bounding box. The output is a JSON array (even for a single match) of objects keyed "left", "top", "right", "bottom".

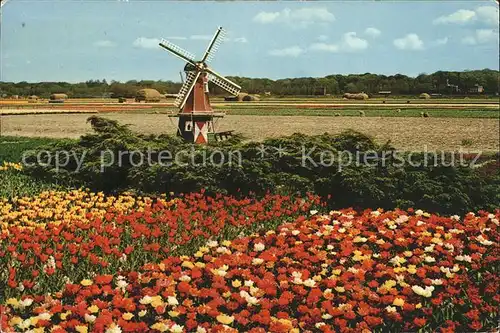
[{"left": 159, "top": 27, "right": 241, "bottom": 144}]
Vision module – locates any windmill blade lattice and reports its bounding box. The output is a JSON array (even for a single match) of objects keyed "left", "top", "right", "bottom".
[
  {"left": 174, "top": 71, "right": 200, "bottom": 109},
  {"left": 159, "top": 39, "right": 197, "bottom": 64},
  {"left": 202, "top": 28, "right": 226, "bottom": 64},
  {"left": 208, "top": 73, "right": 241, "bottom": 96}
]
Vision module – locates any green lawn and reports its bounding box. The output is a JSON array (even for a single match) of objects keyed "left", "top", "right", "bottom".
[
  {"left": 0, "top": 136, "right": 71, "bottom": 198},
  {"left": 0, "top": 136, "right": 72, "bottom": 163},
  {"left": 218, "top": 107, "right": 500, "bottom": 118},
  {"left": 113, "top": 106, "right": 498, "bottom": 118},
  {"left": 216, "top": 97, "right": 498, "bottom": 104}
]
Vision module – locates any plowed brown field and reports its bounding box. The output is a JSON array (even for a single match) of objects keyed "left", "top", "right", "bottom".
[{"left": 1, "top": 113, "right": 498, "bottom": 152}]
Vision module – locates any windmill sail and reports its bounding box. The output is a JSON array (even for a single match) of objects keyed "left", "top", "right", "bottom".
[
  {"left": 207, "top": 69, "right": 241, "bottom": 96},
  {"left": 158, "top": 26, "right": 238, "bottom": 143},
  {"left": 159, "top": 39, "right": 197, "bottom": 65},
  {"left": 202, "top": 27, "right": 226, "bottom": 64},
  {"left": 174, "top": 71, "right": 201, "bottom": 109}
]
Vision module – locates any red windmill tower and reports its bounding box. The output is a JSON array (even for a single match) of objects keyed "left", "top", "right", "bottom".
[{"left": 159, "top": 27, "right": 241, "bottom": 144}]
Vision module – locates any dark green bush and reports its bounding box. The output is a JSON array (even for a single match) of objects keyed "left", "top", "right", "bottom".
[{"left": 22, "top": 117, "right": 500, "bottom": 215}]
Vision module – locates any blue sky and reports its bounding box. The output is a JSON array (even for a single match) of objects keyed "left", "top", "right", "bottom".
[{"left": 1, "top": 0, "right": 498, "bottom": 83}]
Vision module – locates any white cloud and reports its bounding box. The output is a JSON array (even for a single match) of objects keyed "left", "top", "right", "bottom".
[
  {"left": 433, "top": 6, "right": 498, "bottom": 26},
  {"left": 309, "top": 32, "right": 368, "bottom": 53},
  {"left": 310, "top": 43, "right": 339, "bottom": 53},
  {"left": 165, "top": 36, "right": 187, "bottom": 40},
  {"left": 254, "top": 11, "right": 281, "bottom": 24},
  {"left": 342, "top": 32, "right": 368, "bottom": 51},
  {"left": 163, "top": 35, "right": 247, "bottom": 43},
  {"left": 433, "top": 9, "right": 476, "bottom": 24},
  {"left": 253, "top": 7, "right": 335, "bottom": 26},
  {"left": 146, "top": 34, "right": 247, "bottom": 46},
  {"left": 230, "top": 37, "right": 248, "bottom": 43},
  {"left": 317, "top": 35, "right": 329, "bottom": 41},
  {"left": 476, "top": 29, "right": 498, "bottom": 43},
  {"left": 290, "top": 7, "right": 335, "bottom": 22},
  {"left": 133, "top": 37, "right": 161, "bottom": 49},
  {"left": 475, "top": 6, "right": 499, "bottom": 26},
  {"left": 393, "top": 33, "right": 424, "bottom": 50},
  {"left": 462, "top": 36, "right": 477, "bottom": 45},
  {"left": 190, "top": 35, "right": 212, "bottom": 41},
  {"left": 269, "top": 46, "right": 304, "bottom": 57},
  {"left": 462, "top": 29, "right": 499, "bottom": 45},
  {"left": 365, "top": 27, "right": 381, "bottom": 38},
  {"left": 94, "top": 40, "right": 116, "bottom": 48},
  {"left": 433, "top": 37, "right": 449, "bottom": 46}
]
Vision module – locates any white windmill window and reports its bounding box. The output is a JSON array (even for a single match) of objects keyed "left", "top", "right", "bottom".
[
  {"left": 185, "top": 121, "right": 193, "bottom": 131},
  {"left": 207, "top": 121, "right": 214, "bottom": 133}
]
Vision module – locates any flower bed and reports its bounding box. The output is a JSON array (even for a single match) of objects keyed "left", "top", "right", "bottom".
[
  {"left": 0, "top": 191, "right": 317, "bottom": 300},
  {"left": 0, "top": 189, "right": 176, "bottom": 229},
  {"left": 1, "top": 205, "right": 498, "bottom": 332}
]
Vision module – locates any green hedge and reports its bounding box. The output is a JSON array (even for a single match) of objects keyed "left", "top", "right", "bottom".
[{"left": 23, "top": 116, "right": 500, "bottom": 215}]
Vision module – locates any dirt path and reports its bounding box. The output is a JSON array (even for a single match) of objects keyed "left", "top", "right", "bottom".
[{"left": 1, "top": 114, "right": 498, "bottom": 152}]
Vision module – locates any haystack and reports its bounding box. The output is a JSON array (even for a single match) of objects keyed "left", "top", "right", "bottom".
[
  {"left": 224, "top": 92, "right": 250, "bottom": 102},
  {"left": 419, "top": 93, "right": 431, "bottom": 99},
  {"left": 135, "top": 89, "right": 162, "bottom": 102},
  {"left": 343, "top": 93, "right": 369, "bottom": 100},
  {"left": 224, "top": 95, "right": 239, "bottom": 102},
  {"left": 50, "top": 93, "right": 68, "bottom": 100},
  {"left": 28, "top": 95, "right": 39, "bottom": 103},
  {"left": 242, "top": 94, "right": 260, "bottom": 102}
]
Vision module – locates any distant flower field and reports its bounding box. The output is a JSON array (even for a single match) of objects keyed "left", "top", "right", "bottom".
[{"left": 0, "top": 189, "right": 498, "bottom": 332}]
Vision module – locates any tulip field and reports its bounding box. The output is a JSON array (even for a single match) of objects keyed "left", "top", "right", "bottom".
[
  {"left": 1, "top": 131, "right": 499, "bottom": 332},
  {"left": 0, "top": 178, "right": 499, "bottom": 332}
]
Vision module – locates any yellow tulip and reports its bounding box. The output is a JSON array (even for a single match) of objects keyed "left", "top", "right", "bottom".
[
  {"left": 81, "top": 279, "right": 93, "bottom": 287},
  {"left": 216, "top": 314, "right": 234, "bottom": 325}
]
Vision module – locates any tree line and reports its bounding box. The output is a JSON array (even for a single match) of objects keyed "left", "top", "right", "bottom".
[{"left": 0, "top": 69, "right": 498, "bottom": 98}]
